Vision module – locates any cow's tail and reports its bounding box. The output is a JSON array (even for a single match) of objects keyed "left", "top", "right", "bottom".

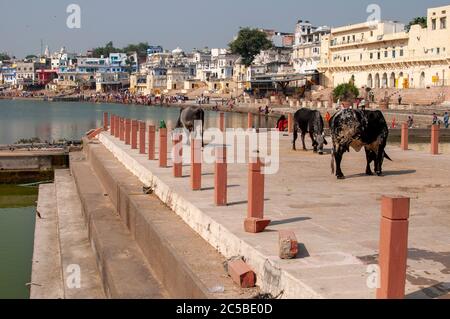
[
  {"left": 384, "top": 152, "right": 393, "bottom": 161},
  {"left": 176, "top": 108, "right": 183, "bottom": 128},
  {"left": 331, "top": 149, "right": 335, "bottom": 175}
]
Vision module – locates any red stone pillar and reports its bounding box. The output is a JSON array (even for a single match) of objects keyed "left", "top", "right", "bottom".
[
  {"left": 139, "top": 121, "right": 146, "bottom": 154},
  {"left": 247, "top": 113, "right": 253, "bottom": 129},
  {"left": 219, "top": 112, "right": 225, "bottom": 132},
  {"left": 114, "top": 116, "right": 120, "bottom": 138},
  {"left": 119, "top": 118, "right": 125, "bottom": 141},
  {"left": 376, "top": 196, "right": 410, "bottom": 299},
  {"left": 288, "top": 113, "right": 293, "bottom": 134},
  {"left": 191, "top": 138, "right": 202, "bottom": 191},
  {"left": 172, "top": 132, "right": 183, "bottom": 178},
  {"left": 125, "top": 119, "right": 131, "bottom": 145},
  {"left": 131, "top": 120, "right": 138, "bottom": 149},
  {"left": 148, "top": 125, "right": 156, "bottom": 160},
  {"left": 103, "top": 112, "right": 109, "bottom": 131},
  {"left": 159, "top": 128, "right": 168, "bottom": 168},
  {"left": 110, "top": 114, "right": 115, "bottom": 136},
  {"left": 214, "top": 146, "right": 227, "bottom": 206},
  {"left": 431, "top": 124, "right": 440, "bottom": 155},
  {"left": 245, "top": 157, "right": 271, "bottom": 233},
  {"left": 401, "top": 123, "right": 408, "bottom": 151}
]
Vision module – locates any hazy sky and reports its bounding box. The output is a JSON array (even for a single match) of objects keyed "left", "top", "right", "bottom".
[{"left": 1, "top": 0, "right": 449, "bottom": 57}]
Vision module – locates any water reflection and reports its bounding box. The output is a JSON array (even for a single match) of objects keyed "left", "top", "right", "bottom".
[{"left": 0, "top": 100, "right": 277, "bottom": 144}]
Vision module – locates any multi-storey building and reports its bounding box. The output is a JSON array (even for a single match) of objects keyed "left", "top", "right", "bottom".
[
  {"left": 15, "top": 61, "right": 46, "bottom": 87},
  {"left": 318, "top": 5, "right": 450, "bottom": 89},
  {"left": 292, "top": 20, "right": 330, "bottom": 75}
]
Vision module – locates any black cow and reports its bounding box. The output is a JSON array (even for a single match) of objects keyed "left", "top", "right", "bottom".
[
  {"left": 176, "top": 106, "right": 205, "bottom": 146},
  {"left": 292, "top": 108, "right": 328, "bottom": 154},
  {"left": 330, "top": 109, "right": 391, "bottom": 179}
]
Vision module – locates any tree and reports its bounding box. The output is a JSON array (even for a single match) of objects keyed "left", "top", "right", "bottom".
[
  {"left": 406, "top": 17, "right": 427, "bottom": 32},
  {"left": 0, "top": 52, "right": 10, "bottom": 61},
  {"left": 333, "top": 82, "right": 360, "bottom": 102},
  {"left": 92, "top": 41, "right": 122, "bottom": 58},
  {"left": 25, "top": 54, "right": 38, "bottom": 60},
  {"left": 229, "top": 28, "right": 273, "bottom": 67},
  {"left": 123, "top": 42, "right": 149, "bottom": 58}
]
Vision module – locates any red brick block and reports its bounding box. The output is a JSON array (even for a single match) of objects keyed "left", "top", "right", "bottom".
[
  {"left": 227, "top": 259, "right": 256, "bottom": 289},
  {"left": 87, "top": 128, "right": 103, "bottom": 140},
  {"left": 278, "top": 230, "right": 298, "bottom": 259},
  {"left": 244, "top": 217, "right": 271, "bottom": 234}
]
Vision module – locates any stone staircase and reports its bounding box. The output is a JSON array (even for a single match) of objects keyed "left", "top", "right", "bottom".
[
  {"left": 371, "top": 87, "right": 450, "bottom": 106},
  {"left": 32, "top": 138, "right": 258, "bottom": 299}
]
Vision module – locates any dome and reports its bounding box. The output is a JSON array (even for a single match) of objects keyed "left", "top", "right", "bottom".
[{"left": 172, "top": 47, "right": 184, "bottom": 54}]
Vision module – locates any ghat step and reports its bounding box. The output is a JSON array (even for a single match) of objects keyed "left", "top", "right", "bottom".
[
  {"left": 78, "top": 139, "right": 257, "bottom": 299},
  {"left": 70, "top": 158, "right": 167, "bottom": 298}
]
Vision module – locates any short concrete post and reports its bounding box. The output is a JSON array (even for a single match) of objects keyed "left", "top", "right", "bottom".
[
  {"left": 376, "top": 196, "right": 410, "bottom": 299},
  {"left": 125, "top": 119, "right": 131, "bottom": 145},
  {"left": 119, "top": 118, "right": 125, "bottom": 141},
  {"left": 131, "top": 120, "right": 138, "bottom": 149},
  {"left": 288, "top": 113, "right": 294, "bottom": 134},
  {"left": 139, "top": 121, "right": 146, "bottom": 154},
  {"left": 219, "top": 112, "right": 225, "bottom": 132},
  {"left": 159, "top": 128, "right": 168, "bottom": 168},
  {"left": 103, "top": 112, "right": 109, "bottom": 131},
  {"left": 172, "top": 132, "right": 183, "bottom": 178},
  {"left": 191, "top": 138, "right": 202, "bottom": 191},
  {"left": 245, "top": 157, "right": 271, "bottom": 233},
  {"left": 148, "top": 125, "right": 156, "bottom": 160},
  {"left": 214, "top": 146, "right": 227, "bottom": 206},
  {"left": 401, "top": 123, "right": 408, "bottom": 151},
  {"left": 247, "top": 113, "right": 253, "bottom": 129},
  {"left": 110, "top": 115, "right": 115, "bottom": 136},
  {"left": 431, "top": 124, "right": 440, "bottom": 155}
]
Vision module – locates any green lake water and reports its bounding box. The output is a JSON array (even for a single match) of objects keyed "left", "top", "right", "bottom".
[{"left": 0, "top": 185, "right": 37, "bottom": 299}]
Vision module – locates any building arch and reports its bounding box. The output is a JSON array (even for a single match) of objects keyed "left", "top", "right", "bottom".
[
  {"left": 390, "top": 72, "right": 396, "bottom": 88},
  {"left": 367, "top": 74, "right": 373, "bottom": 88},
  {"left": 375, "top": 73, "right": 380, "bottom": 88},
  {"left": 419, "top": 72, "right": 426, "bottom": 88},
  {"left": 382, "top": 73, "right": 388, "bottom": 88}
]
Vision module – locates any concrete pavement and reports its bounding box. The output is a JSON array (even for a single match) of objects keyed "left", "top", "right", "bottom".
[{"left": 98, "top": 130, "right": 450, "bottom": 299}]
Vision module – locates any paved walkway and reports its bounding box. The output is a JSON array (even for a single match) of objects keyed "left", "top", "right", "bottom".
[{"left": 98, "top": 130, "right": 450, "bottom": 299}]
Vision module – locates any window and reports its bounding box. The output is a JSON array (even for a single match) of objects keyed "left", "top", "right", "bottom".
[
  {"left": 377, "top": 52, "right": 381, "bottom": 60},
  {"left": 360, "top": 53, "right": 363, "bottom": 61},
  {"left": 441, "top": 17, "right": 447, "bottom": 29},
  {"left": 384, "top": 51, "right": 388, "bottom": 58},
  {"left": 370, "top": 31, "right": 374, "bottom": 37},
  {"left": 392, "top": 50, "right": 396, "bottom": 58},
  {"left": 437, "top": 47, "right": 440, "bottom": 54},
  {"left": 370, "top": 53, "right": 373, "bottom": 59},
  {"left": 432, "top": 19, "right": 437, "bottom": 30},
  {"left": 400, "top": 49, "right": 404, "bottom": 56}
]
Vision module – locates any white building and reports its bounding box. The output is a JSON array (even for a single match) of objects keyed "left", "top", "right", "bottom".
[{"left": 292, "top": 20, "right": 330, "bottom": 74}]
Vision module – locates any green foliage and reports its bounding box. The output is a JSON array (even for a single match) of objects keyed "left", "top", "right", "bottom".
[
  {"left": 122, "top": 42, "right": 150, "bottom": 57},
  {"left": 406, "top": 17, "right": 427, "bottom": 32},
  {"left": 92, "top": 41, "right": 122, "bottom": 58},
  {"left": 0, "top": 52, "right": 10, "bottom": 61},
  {"left": 333, "top": 82, "right": 360, "bottom": 102},
  {"left": 92, "top": 41, "right": 150, "bottom": 58},
  {"left": 229, "top": 28, "right": 273, "bottom": 67},
  {"left": 25, "top": 55, "right": 37, "bottom": 60}
]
